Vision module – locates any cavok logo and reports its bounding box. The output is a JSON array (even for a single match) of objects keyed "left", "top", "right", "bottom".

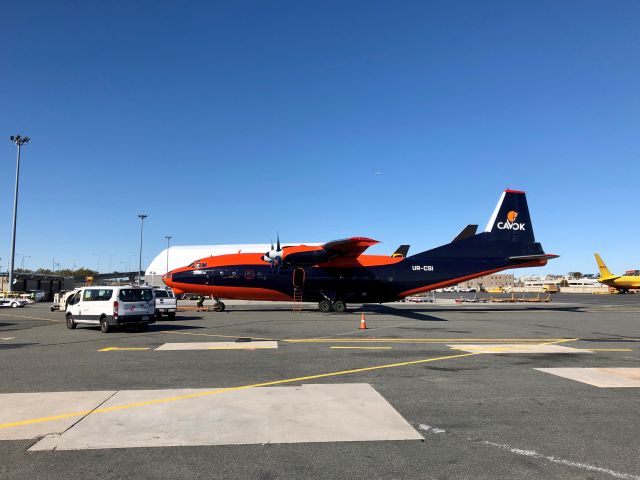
[{"left": 497, "top": 210, "right": 526, "bottom": 231}]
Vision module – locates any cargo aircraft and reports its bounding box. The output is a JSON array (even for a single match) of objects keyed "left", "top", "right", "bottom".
[
  {"left": 163, "top": 190, "right": 558, "bottom": 312},
  {"left": 594, "top": 254, "right": 640, "bottom": 293}
]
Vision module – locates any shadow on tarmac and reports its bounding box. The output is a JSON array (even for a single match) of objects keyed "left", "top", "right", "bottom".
[{"left": 0, "top": 343, "right": 38, "bottom": 349}]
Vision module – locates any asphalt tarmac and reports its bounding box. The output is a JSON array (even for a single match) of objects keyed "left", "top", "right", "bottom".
[{"left": 1, "top": 295, "right": 639, "bottom": 479}]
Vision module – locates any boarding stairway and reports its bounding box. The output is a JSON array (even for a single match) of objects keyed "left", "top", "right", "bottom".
[{"left": 292, "top": 287, "right": 303, "bottom": 312}]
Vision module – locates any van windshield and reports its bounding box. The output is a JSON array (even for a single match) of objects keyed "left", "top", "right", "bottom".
[{"left": 119, "top": 289, "right": 153, "bottom": 302}]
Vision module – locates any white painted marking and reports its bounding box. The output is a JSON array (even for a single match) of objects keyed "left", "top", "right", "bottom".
[
  {"left": 418, "top": 424, "right": 446, "bottom": 434},
  {"left": 535, "top": 368, "right": 640, "bottom": 387},
  {"left": 0, "top": 337, "right": 15, "bottom": 341},
  {"left": 481, "top": 440, "right": 640, "bottom": 480},
  {"left": 155, "top": 341, "right": 278, "bottom": 351},
  {"left": 28, "top": 384, "right": 422, "bottom": 450},
  {"left": 449, "top": 344, "right": 591, "bottom": 354},
  {"left": 418, "top": 422, "right": 640, "bottom": 479}
]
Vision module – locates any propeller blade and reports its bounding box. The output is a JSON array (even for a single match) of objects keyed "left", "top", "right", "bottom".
[{"left": 276, "top": 233, "right": 281, "bottom": 251}]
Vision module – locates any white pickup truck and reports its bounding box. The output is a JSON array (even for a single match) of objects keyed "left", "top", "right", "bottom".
[{"left": 154, "top": 288, "right": 177, "bottom": 319}]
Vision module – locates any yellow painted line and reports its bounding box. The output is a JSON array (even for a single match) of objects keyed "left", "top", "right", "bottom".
[
  {"left": 0, "top": 351, "right": 480, "bottom": 430},
  {"left": 285, "top": 338, "right": 570, "bottom": 344},
  {"left": 584, "top": 348, "right": 632, "bottom": 352},
  {"left": 98, "top": 347, "right": 150, "bottom": 352},
  {"left": 160, "top": 330, "right": 276, "bottom": 341},
  {"left": 0, "top": 313, "right": 64, "bottom": 323},
  {"left": 330, "top": 346, "right": 393, "bottom": 350}
]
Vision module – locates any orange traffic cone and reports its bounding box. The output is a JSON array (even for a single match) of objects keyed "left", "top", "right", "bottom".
[{"left": 359, "top": 312, "right": 367, "bottom": 330}]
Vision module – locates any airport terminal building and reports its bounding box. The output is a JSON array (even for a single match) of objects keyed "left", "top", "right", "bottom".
[{"left": 457, "top": 274, "right": 515, "bottom": 291}]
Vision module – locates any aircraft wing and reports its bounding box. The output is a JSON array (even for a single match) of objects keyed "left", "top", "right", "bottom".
[
  {"left": 280, "top": 237, "right": 380, "bottom": 265},
  {"left": 322, "top": 237, "right": 380, "bottom": 257}
]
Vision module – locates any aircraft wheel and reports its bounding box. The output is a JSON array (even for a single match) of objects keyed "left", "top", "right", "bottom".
[
  {"left": 318, "top": 300, "right": 332, "bottom": 313},
  {"left": 333, "top": 300, "right": 347, "bottom": 313},
  {"left": 214, "top": 302, "right": 225, "bottom": 312}
]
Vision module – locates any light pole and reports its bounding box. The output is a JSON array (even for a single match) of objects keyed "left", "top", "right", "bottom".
[
  {"left": 137, "top": 214, "right": 147, "bottom": 286},
  {"left": 8, "top": 135, "right": 30, "bottom": 292},
  {"left": 19, "top": 255, "right": 31, "bottom": 270},
  {"left": 92, "top": 253, "right": 101, "bottom": 274},
  {"left": 165, "top": 235, "right": 172, "bottom": 274}
]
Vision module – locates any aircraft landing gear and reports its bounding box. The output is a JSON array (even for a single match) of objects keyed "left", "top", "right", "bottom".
[
  {"left": 333, "top": 300, "right": 347, "bottom": 313},
  {"left": 318, "top": 300, "right": 332, "bottom": 313},
  {"left": 317, "top": 299, "right": 347, "bottom": 313},
  {"left": 213, "top": 297, "right": 226, "bottom": 312}
]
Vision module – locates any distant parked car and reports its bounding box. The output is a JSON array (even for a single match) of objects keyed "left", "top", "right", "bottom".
[{"left": 28, "top": 290, "right": 46, "bottom": 302}]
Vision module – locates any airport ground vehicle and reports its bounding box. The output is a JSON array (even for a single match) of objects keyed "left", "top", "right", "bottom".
[
  {"left": 0, "top": 297, "right": 28, "bottom": 308},
  {"left": 164, "top": 190, "right": 558, "bottom": 312},
  {"left": 153, "top": 287, "right": 177, "bottom": 319},
  {"left": 27, "top": 289, "right": 46, "bottom": 301},
  {"left": 51, "top": 290, "right": 79, "bottom": 311},
  {"left": 65, "top": 286, "right": 156, "bottom": 333}
]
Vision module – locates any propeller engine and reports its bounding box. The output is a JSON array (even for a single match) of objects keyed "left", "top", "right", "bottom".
[{"left": 262, "top": 235, "right": 284, "bottom": 264}]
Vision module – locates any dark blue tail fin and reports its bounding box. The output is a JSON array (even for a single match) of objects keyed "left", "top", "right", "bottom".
[{"left": 483, "top": 189, "right": 535, "bottom": 243}]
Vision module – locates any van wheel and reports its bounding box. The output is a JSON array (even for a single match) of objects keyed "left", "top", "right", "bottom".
[
  {"left": 139, "top": 322, "right": 149, "bottom": 331},
  {"left": 66, "top": 314, "right": 76, "bottom": 329},
  {"left": 11, "top": 302, "right": 18, "bottom": 308},
  {"left": 168, "top": 312, "right": 176, "bottom": 320},
  {"left": 100, "top": 317, "right": 111, "bottom": 333}
]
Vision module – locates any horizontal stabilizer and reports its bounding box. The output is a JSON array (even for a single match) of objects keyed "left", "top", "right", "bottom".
[
  {"left": 600, "top": 275, "right": 621, "bottom": 281},
  {"left": 391, "top": 245, "right": 410, "bottom": 258},
  {"left": 508, "top": 254, "right": 559, "bottom": 263},
  {"left": 452, "top": 225, "right": 478, "bottom": 242}
]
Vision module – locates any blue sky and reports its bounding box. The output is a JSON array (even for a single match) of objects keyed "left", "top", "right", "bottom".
[{"left": 1, "top": 0, "right": 639, "bottom": 275}]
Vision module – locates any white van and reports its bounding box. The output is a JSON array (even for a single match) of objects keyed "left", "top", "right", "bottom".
[{"left": 65, "top": 286, "right": 155, "bottom": 333}]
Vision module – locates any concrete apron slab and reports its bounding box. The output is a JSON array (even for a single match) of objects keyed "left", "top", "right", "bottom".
[
  {"left": 535, "top": 368, "right": 640, "bottom": 387},
  {"left": 0, "top": 391, "right": 116, "bottom": 441},
  {"left": 448, "top": 344, "right": 592, "bottom": 354},
  {"left": 29, "top": 384, "right": 422, "bottom": 451},
  {"left": 155, "top": 341, "right": 278, "bottom": 351}
]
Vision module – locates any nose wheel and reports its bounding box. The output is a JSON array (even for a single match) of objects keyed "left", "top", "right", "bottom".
[
  {"left": 318, "top": 299, "right": 347, "bottom": 313},
  {"left": 213, "top": 298, "right": 226, "bottom": 312}
]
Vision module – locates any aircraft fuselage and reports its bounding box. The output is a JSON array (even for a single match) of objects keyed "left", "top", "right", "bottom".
[{"left": 164, "top": 251, "right": 546, "bottom": 304}]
